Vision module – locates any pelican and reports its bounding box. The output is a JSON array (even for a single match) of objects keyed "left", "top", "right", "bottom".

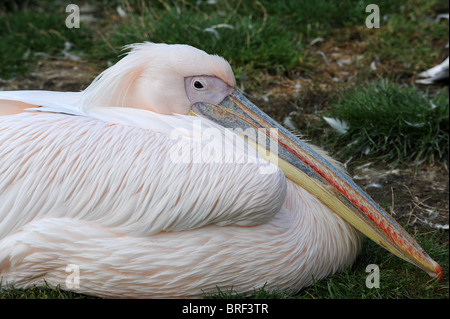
[{"left": 0, "top": 43, "right": 442, "bottom": 298}]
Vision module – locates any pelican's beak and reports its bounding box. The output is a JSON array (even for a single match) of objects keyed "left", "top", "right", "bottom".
[{"left": 192, "top": 89, "right": 442, "bottom": 280}]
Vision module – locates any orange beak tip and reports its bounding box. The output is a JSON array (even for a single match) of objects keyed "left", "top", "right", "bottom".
[
  {"left": 426, "top": 262, "right": 443, "bottom": 281},
  {"left": 435, "top": 263, "right": 443, "bottom": 281}
]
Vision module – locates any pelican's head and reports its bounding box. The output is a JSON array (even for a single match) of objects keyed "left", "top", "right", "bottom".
[
  {"left": 80, "top": 42, "right": 236, "bottom": 114},
  {"left": 82, "top": 42, "right": 442, "bottom": 280}
]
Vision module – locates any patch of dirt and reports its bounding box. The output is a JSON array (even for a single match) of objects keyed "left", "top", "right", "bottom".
[
  {"left": 348, "top": 160, "right": 449, "bottom": 235},
  {"left": 0, "top": 57, "right": 98, "bottom": 91}
]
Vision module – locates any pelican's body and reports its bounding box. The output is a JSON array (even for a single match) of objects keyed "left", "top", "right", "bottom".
[
  {"left": 0, "top": 43, "right": 441, "bottom": 298},
  {"left": 0, "top": 104, "right": 359, "bottom": 298}
]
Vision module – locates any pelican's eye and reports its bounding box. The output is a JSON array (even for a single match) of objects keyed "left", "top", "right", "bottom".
[
  {"left": 193, "top": 80, "right": 205, "bottom": 90},
  {"left": 185, "top": 75, "right": 233, "bottom": 106}
]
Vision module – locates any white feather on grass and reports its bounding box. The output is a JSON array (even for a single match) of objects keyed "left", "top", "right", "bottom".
[{"left": 323, "top": 116, "right": 349, "bottom": 135}]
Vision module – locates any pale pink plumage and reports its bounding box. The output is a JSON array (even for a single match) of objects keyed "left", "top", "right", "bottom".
[{"left": 0, "top": 43, "right": 362, "bottom": 298}]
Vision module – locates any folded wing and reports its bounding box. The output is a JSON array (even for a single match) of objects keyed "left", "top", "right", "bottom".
[{"left": 0, "top": 97, "right": 287, "bottom": 238}]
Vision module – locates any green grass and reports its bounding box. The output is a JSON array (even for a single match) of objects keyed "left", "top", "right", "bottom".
[
  {"left": 0, "top": 282, "right": 93, "bottom": 299},
  {"left": 95, "top": 1, "right": 300, "bottom": 77},
  {"left": 2, "top": 0, "right": 448, "bottom": 82},
  {"left": 0, "top": 7, "right": 92, "bottom": 79},
  {"left": 203, "top": 284, "right": 293, "bottom": 299},
  {"left": 324, "top": 80, "right": 449, "bottom": 166}
]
